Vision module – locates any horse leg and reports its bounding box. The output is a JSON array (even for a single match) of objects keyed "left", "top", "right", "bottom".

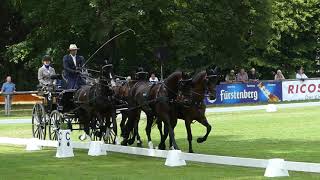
[
  {"left": 157, "top": 119, "right": 166, "bottom": 150},
  {"left": 145, "top": 114, "right": 154, "bottom": 149},
  {"left": 184, "top": 119, "right": 194, "bottom": 153},
  {"left": 78, "top": 112, "right": 91, "bottom": 141},
  {"left": 197, "top": 118, "right": 212, "bottom": 143},
  {"left": 128, "top": 110, "right": 140, "bottom": 145},
  {"left": 121, "top": 109, "right": 138, "bottom": 146},
  {"left": 168, "top": 118, "right": 178, "bottom": 149},
  {"left": 136, "top": 113, "right": 142, "bottom": 147},
  {"left": 111, "top": 109, "right": 118, "bottom": 144},
  {"left": 120, "top": 111, "right": 128, "bottom": 137},
  {"left": 162, "top": 114, "right": 179, "bottom": 150}
]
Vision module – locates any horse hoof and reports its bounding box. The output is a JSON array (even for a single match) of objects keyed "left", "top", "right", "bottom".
[
  {"left": 137, "top": 142, "right": 142, "bottom": 147},
  {"left": 189, "top": 150, "right": 194, "bottom": 153},
  {"left": 128, "top": 138, "right": 135, "bottom": 145},
  {"left": 158, "top": 144, "right": 166, "bottom": 150},
  {"left": 197, "top": 137, "right": 205, "bottom": 143},
  {"left": 79, "top": 134, "right": 87, "bottom": 141},
  {"left": 148, "top": 141, "right": 154, "bottom": 149},
  {"left": 121, "top": 140, "right": 128, "bottom": 146},
  {"left": 115, "top": 137, "right": 121, "bottom": 145}
]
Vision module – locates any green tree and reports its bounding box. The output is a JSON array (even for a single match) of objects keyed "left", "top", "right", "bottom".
[{"left": 263, "top": 0, "right": 320, "bottom": 78}]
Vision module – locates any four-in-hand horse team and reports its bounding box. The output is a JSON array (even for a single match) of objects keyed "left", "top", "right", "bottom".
[{"left": 34, "top": 43, "right": 222, "bottom": 153}]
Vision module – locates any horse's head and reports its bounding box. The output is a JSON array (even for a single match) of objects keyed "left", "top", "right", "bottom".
[
  {"left": 192, "top": 66, "right": 221, "bottom": 101},
  {"left": 205, "top": 66, "right": 221, "bottom": 100},
  {"left": 164, "top": 71, "right": 192, "bottom": 97},
  {"left": 101, "top": 64, "right": 114, "bottom": 80},
  {"left": 95, "top": 64, "right": 115, "bottom": 97},
  {"left": 178, "top": 72, "right": 193, "bottom": 97}
]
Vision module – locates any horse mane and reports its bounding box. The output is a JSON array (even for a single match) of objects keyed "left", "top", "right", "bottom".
[
  {"left": 164, "top": 71, "right": 182, "bottom": 84},
  {"left": 192, "top": 71, "right": 206, "bottom": 84}
]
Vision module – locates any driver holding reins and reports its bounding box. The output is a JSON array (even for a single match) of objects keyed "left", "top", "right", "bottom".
[{"left": 63, "top": 44, "right": 85, "bottom": 89}]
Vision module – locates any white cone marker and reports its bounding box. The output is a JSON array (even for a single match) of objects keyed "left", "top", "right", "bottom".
[
  {"left": 266, "top": 104, "right": 277, "bottom": 112},
  {"left": 264, "top": 158, "right": 289, "bottom": 177},
  {"left": 165, "top": 150, "right": 186, "bottom": 167},
  {"left": 88, "top": 141, "right": 107, "bottom": 156},
  {"left": 26, "top": 138, "right": 42, "bottom": 151}
]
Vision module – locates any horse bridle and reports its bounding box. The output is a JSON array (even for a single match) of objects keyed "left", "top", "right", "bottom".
[{"left": 188, "top": 74, "right": 220, "bottom": 98}]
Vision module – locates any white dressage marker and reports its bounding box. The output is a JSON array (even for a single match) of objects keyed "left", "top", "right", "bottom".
[
  {"left": 266, "top": 104, "right": 277, "bottom": 112},
  {"left": 88, "top": 141, "right": 107, "bottom": 156},
  {"left": 26, "top": 138, "right": 41, "bottom": 151},
  {"left": 165, "top": 150, "right": 186, "bottom": 167},
  {"left": 56, "top": 130, "right": 74, "bottom": 158},
  {"left": 264, "top": 159, "right": 289, "bottom": 177}
]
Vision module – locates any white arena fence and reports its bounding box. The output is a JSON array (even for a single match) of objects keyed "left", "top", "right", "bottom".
[{"left": 0, "top": 137, "right": 319, "bottom": 177}]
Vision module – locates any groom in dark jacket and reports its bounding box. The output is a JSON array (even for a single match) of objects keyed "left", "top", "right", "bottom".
[{"left": 63, "top": 44, "right": 85, "bottom": 89}]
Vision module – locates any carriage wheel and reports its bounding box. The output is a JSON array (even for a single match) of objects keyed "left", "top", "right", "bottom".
[
  {"left": 103, "top": 110, "right": 117, "bottom": 144},
  {"left": 49, "top": 110, "right": 63, "bottom": 140},
  {"left": 90, "top": 117, "right": 102, "bottom": 141},
  {"left": 32, "top": 103, "right": 47, "bottom": 140}
]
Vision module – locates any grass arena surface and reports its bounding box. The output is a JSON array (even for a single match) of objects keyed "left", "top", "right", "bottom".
[{"left": 0, "top": 106, "right": 320, "bottom": 179}]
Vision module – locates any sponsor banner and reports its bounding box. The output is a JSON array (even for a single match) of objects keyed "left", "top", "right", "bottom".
[
  {"left": 205, "top": 81, "right": 282, "bottom": 105},
  {"left": 282, "top": 80, "right": 320, "bottom": 101}
]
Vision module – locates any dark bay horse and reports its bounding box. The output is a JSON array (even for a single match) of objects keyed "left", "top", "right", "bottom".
[
  {"left": 112, "top": 79, "right": 138, "bottom": 138},
  {"left": 145, "top": 66, "right": 221, "bottom": 152},
  {"left": 121, "top": 71, "right": 191, "bottom": 150},
  {"left": 174, "top": 67, "right": 221, "bottom": 153},
  {"left": 73, "top": 64, "right": 117, "bottom": 142}
]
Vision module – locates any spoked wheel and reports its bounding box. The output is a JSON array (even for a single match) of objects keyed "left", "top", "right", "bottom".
[
  {"left": 90, "top": 117, "right": 103, "bottom": 141},
  {"left": 103, "top": 111, "right": 117, "bottom": 144},
  {"left": 32, "top": 103, "right": 47, "bottom": 140},
  {"left": 49, "top": 110, "right": 63, "bottom": 140}
]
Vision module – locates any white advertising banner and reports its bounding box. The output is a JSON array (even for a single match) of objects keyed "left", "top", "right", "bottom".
[{"left": 282, "top": 79, "right": 320, "bottom": 101}]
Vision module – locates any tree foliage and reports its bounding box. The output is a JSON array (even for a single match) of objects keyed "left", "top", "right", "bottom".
[{"left": 1, "top": 0, "right": 319, "bottom": 89}]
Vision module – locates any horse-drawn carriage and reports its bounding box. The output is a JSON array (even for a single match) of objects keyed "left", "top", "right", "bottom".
[
  {"left": 31, "top": 64, "right": 124, "bottom": 144},
  {"left": 31, "top": 57, "right": 221, "bottom": 153}
]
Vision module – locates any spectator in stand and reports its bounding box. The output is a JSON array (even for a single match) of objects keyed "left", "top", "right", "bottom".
[
  {"left": 296, "top": 67, "right": 308, "bottom": 80},
  {"left": 0, "top": 76, "right": 16, "bottom": 116},
  {"left": 236, "top": 68, "right": 248, "bottom": 83},
  {"left": 274, "top": 70, "right": 285, "bottom": 80},
  {"left": 225, "top": 69, "right": 236, "bottom": 83},
  {"left": 248, "top": 68, "right": 259, "bottom": 82},
  {"left": 149, "top": 73, "right": 159, "bottom": 84}
]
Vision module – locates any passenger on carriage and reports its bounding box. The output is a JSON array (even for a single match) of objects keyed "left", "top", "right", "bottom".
[
  {"left": 149, "top": 73, "right": 159, "bottom": 84},
  {"left": 63, "top": 44, "right": 85, "bottom": 89},
  {"left": 38, "top": 55, "right": 56, "bottom": 87}
]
